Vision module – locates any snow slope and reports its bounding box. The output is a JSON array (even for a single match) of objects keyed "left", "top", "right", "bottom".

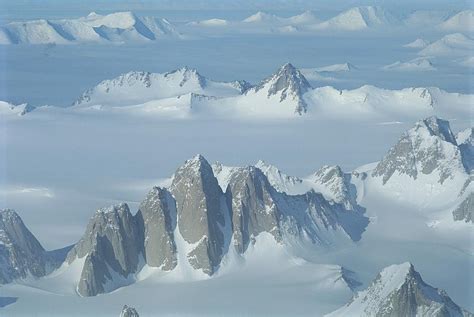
[
  {"left": 439, "top": 10, "right": 474, "bottom": 32},
  {"left": 419, "top": 33, "right": 474, "bottom": 56},
  {"left": 310, "top": 6, "right": 399, "bottom": 31}
]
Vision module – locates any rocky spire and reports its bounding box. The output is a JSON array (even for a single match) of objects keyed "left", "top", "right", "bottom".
[
  {"left": 0, "top": 209, "right": 55, "bottom": 284},
  {"left": 170, "top": 154, "right": 227, "bottom": 275},
  {"left": 66, "top": 203, "right": 142, "bottom": 296}
]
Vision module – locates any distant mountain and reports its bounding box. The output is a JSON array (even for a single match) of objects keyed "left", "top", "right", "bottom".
[
  {"left": 0, "top": 101, "right": 35, "bottom": 116},
  {"left": 310, "top": 6, "right": 399, "bottom": 31},
  {"left": 382, "top": 57, "right": 436, "bottom": 72},
  {"left": 72, "top": 67, "right": 251, "bottom": 108},
  {"left": 246, "top": 63, "right": 311, "bottom": 114},
  {"left": 0, "top": 11, "right": 180, "bottom": 45},
  {"left": 373, "top": 116, "right": 467, "bottom": 185},
  {"left": 65, "top": 154, "right": 368, "bottom": 296},
  {"left": 120, "top": 305, "right": 139, "bottom": 317},
  {"left": 0, "top": 209, "right": 61, "bottom": 284},
  {"left": 419, "top": 33, "right": 474, "bottom": 57},
  {"left": 326, "top": 262, "right": 473, "bottom": 317},
  {"left": 11, "top": 64, "right": 471, "bottom": 120},
  {"left": 439, "top": 10, "right": 474, "bottom": 32},
  {"left": 404, "top": 38, "right": 430, "bottom": 49}
]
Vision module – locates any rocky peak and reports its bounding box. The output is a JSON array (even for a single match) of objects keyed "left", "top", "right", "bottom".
[
  {"left": 254, "top": 63, "right": 311, "bottom": 114},
  {"left": 164, "top": 66, "right": 207, "bottom": 88},
  {"left": 327, "top": 262, "right": 473, "bottom": 317},
  {"left": 307, "top": 165, "right": 360, "bottom": 211},
  {"left": 0, "top": 209, "right": 54, "bottom": 284},
  {"left": 120, "top": 305, "right": 139, "bottom": 317},
  {"left": 135, "top": 186, "right": 177, "bottom": 270},
  {"left": 372, "top": 116, "right": 465, "bottom": 184},
  {"left": 170, "top": 154, "right": 226, "bottom": 275},
  {"left": 66, "top": 203, "right": 142, "bottom": 296},
  {"left": 225, "top": 166, "right": 281, "bottom": 253}
]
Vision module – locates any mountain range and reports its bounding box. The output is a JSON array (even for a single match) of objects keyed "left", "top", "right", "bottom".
[
  {"left": 1, "top": 116, "right": 471, "bottom": 307},
  {"left": 1, "top": 8, "right": 472, "bottom": 45},
  {"left": 0, "top": 11, "right": 180, "bottom": 44},
  {"left": 3, "top": 63, "right": 469, "bottom": 120}
]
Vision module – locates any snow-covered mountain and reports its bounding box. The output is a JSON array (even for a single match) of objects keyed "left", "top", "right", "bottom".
[
  {"left": 370, "top": 116, "right": 471, "bottom": 212},
  {"left": 310, "top": 6, "right": 399, "bottom": 31},
  {"left": 72, "top": 67, "right": 251, "bottom": 108},
  {"left": 243, "top": 63, "right": 311, "bottom": 114},
  {"left": 439, "top": 10, "right": 474, "bottom": 32},
  {"left": 0, "top": 101, "right": 36, "bottom": 117},
  {"left": 62, "top": 154, "right": 368, "bottom": 296},
  {"left": 404, "top": 38, "right": 430, "bottom": 49},
  {"left": 4, "top": 63, "right": 470, "bottom": 120},
  {"left": 419, "top": 33, "right": 474, "bottom": 57},
  {"left": 382, "top": 57, "right": 436, "bottom": 72},
  {"left": 326, "top": 262, "right": 473, "bottom": 317},
  {"left": 0, "top": 11, "right": 180, "bottom": 45},
  {"left": 0, "top": 209, "right": 61, "bottom": 284}
]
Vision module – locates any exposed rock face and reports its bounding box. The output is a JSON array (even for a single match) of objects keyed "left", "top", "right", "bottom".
[
  {"left": 170, "top": 155, "right": 227, "bottom": 275},
  {"left": 326, "top": 262, "right": 473, "bottom": 317},
  {"left": 225, "top": 166, "right": 281, "bottom": 253},
  {"left": 164, "top": 66, "right": 207, "bottom": 89},
  {"left": 225, "top": 166, "right": 369, "bottom": 250},
  {"left": 120, "top": 305, "right": 139, "bottom": 317},
  {"left": 307, "top": 165, "right": 361, "bottom": 211},
  {"left": 0, "top": 209, "right": 54, "bottom": 284},
  {"left": 135, "top": 187, "right": 177, "bottom": 270},
  {"left": 457, "top": 128, "right": 473, "bottom": 173},
  {"left": 372, "top": 116, "right": 466, "bottom": 184},
  {"left": 452, "top": 193, "right": 473, "bottom": 223},
  {"left": 67, "top": 203, "right": 142, "bottom": 296},
  {"left": 252, "top": 63, "right": 311, "bottom": 114}
]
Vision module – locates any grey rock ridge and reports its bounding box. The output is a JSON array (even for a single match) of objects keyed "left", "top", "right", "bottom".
[
  {"left": 135, "top": 187, "right": 177, "bottom": 271},
  {"left": 67, "top": 154, "right": 368, "bottom": 296},
  {"left": 452, "top": 193, "right": 473, "bottom": 223},
  {"left": 326, "top": 262, "right": 473, "bottom": 317},
  {"left": 170, "top": 154, "right": 227, "bottom": 275},
  {"left": 372, "top": 116, "right": 467, "bottom": 184},
  {"left": 251, "top": 62, "right": 311, "bottom": 114},
  {"left": 120, "top": 305, "right": 139, "bottom": 317},
  {"left": 66, "top": 203, "right": 142, "bottom": 297},
  {"left": 0, "top": 209, "right": 60, "bottom": 284}
]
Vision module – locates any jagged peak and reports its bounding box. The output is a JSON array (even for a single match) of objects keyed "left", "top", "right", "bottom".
[
  {"left": 95, "top": 202, "right": 130, "bottom": 215},
  {"left": 164, "top": 66, "right": 207, "bottom": 88},
  {"left": 413, "top": 116, "right": 457, "bottom": 145},
  {"left": 253, "top": 63, "right": 311, "bottom": 114}
]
